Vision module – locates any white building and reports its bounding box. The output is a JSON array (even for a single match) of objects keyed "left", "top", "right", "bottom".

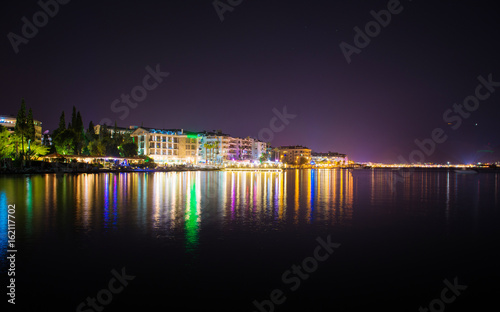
[
  {"left": 130, "top": 127, "right": 200, "bottom": 165},
  {"left": 198, "top": 130, "right": 267, "bottom": 163}
]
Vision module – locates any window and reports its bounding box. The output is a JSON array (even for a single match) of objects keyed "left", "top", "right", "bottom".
[
  {"left": 174, "top": 144, "right": 178, "bottom": 149},
  {"left": 174, "top": 138, "right": 179, "bottom": 143},
  {"left": 149, "top": 142, "right": 155, "bottom": 148},
  {"left": 173, "top": 150, "right": 178, "bottom": 156},
  {"left": 156, "top": 143, "right": 161, "bottom": 148},
  {"left": 162, "top": 143, "right": 166, "bottom": 149}
]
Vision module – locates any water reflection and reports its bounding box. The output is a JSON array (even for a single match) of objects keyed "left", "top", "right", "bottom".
[
  {"left": 0, "top": 192, "right": 7, "bottom": 265},
  {"left": 0, "top": 169, "right": 498, "bottom": 270}
]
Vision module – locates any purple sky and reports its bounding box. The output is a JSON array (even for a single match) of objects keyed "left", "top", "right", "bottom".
[{"left": 2, "top": 0, "right": 500, "bottom": 163}]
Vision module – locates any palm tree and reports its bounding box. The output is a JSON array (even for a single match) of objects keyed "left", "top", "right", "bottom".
[
  {"left": 203, "top": 142, "right": 213, "bottom": 164},
  {"left": 212, "top": 141, "right": 219, "bottom": 163}
]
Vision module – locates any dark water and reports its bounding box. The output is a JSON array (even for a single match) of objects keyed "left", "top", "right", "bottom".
[{"left": 0, "top": 169, "right": 499, "bottom": 311}]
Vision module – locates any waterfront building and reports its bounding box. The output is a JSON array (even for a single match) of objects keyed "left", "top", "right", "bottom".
[
  {"left": 252, "top": 139, "right": 267, "bottom": 161},
  {"left": 0, "top": 114, "right": 43, "bottom": 143},
  {"left": 198, "top": 130, "right": 267, "bottom": 163},
  {"left": 311, "top": 152, "right": 348, "bottom": 166},
  {"left": 277, "top": 146, "right": 311, "bottom": 164},
  {"left": 130, "top": 127, "right": 200, "bottom": 165}
]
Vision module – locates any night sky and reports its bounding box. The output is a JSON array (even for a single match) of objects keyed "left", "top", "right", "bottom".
[{"left": 2, "top": 0, "right": 499, "bottom": 163}]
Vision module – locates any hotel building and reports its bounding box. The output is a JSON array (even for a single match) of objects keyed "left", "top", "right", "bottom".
[
  {"left": 0, "top": 114, "right": 43, "bottom": 143},
  {"left": 198, "top": 130, "right": 267, "bottom": 163},
  {"left": 130, "top": 127, "right": 200, "bottom": 165},
  {"left": 277, "top": 145, "right": 312, "bottom": 164}
]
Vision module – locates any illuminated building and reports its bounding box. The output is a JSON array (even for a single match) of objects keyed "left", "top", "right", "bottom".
[
  {"left": 130, "top": 127, "right": 200, "bottom": 165},
  {"left": 198, "top": 130, "right": 267, "bottom": 163},
  {"left": 311, "top": 152, "right": 348, "bottom": 166},
  {"left": 277, "top": 146, "right": 312, "bottom": 164},
  {"left": 0, "top": 114, "right": 43, "bottom": 143}
]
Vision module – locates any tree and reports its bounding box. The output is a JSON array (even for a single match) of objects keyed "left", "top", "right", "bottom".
[
  {"left": 87, "top": 121, "right": 95, "bottom": 136},
  {"left": 72, "top": 111, "right": 85, "bottom": 155},
  {"left": 83, "top": 121, "right": 96, "bottom": 156},
  {"left": 26, "top": 108, "right": 36, "bottom": 143},
  {"left": 53, "top": 129, "right": 75, "bottom": 155},
  {"left": 89, "top": 140, "right": 106, "bottom": 156},
  {"left": 9, "top": 135, "right": 48, "bottom": 160},
  {"left": 14, "top": 99, "right": 28, "bottom": 160},
  {"left": 112, "top": 121, "right": 124, "bottom": 145},
  {"left": 298, "top": 156, "right": 309, "bottom": 166},
  {"left": 24, "top": 142, "right": 49, "bottom": 160},
  {"left": 259, "top": 151, "right": 270, "bottom": 163},
  {"left": 99, "top": 124, "right": 110, "bottom": 139},
  {"left": 75, "top": 111, "right": 83, "bottom": 133},
  {"left": 103, "top": 137, "right": 120, "bottom": 157},
  {"left": 53, "top": 111, "right": 66, "bottom": 138},
  {"left": 204, "top": 142, "right": 218, "bottom": 163},
  {"left": 119, "top": 142, "right": 138, "bottom": 157},
  {"left": 0, "top": 126, "right": 15, "bottom": 160}
]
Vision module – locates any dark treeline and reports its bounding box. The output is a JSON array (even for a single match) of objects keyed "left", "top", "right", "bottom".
[{"left": 51, "top": 106, "right": 138, "bottom": 157}]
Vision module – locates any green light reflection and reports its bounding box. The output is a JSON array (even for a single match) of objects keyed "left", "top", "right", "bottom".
[{"left": 185, "top": 174, "right": 199, "bottom": 253}]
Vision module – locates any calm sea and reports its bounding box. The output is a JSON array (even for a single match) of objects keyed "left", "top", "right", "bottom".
[{"left": 0, "top": 169, "right": 498, "bottom": 311}]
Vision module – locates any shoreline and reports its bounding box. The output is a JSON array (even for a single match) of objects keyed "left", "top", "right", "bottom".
[{"left": 1, "top": 166, "right": 499, "bottom": 175}]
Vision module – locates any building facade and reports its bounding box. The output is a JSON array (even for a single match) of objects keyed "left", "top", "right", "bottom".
[
  {"left": 198, "top": 130, "right": 267, "bottom": 163},
  {"left": 0, "top": 114, "right": 43, "bottom": 143},
  {"left": 277, "top": 146, "right": 312, "bottom": 164},
  {"left": 311, "top": 152, "right": 348, "bottom": 166},
  {"left": 130, "top": 127, "right": 200, "bottom": 165}
]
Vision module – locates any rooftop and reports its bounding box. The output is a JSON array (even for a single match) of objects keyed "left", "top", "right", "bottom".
[{"left": 279, "top": 145, "right": 310, "bottom": 150}]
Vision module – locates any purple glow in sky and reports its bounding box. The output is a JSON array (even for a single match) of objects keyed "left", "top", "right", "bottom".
[{"left": 2, "top": 0, "right": 499, "bottom": 163}]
